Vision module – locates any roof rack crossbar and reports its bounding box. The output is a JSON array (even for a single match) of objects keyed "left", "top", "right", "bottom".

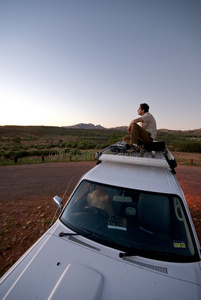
[{"left": 96, "top": 141, "right": 177, "bottom": 173}]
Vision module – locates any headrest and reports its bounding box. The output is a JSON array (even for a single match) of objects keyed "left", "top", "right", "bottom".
[{"left": 138, "top": 194, "right": 170, "bottom": 233}]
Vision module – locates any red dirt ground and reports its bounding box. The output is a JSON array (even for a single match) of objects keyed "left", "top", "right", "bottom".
[{"left": 0, "top": 162, "right": 201, "bottom": 277}]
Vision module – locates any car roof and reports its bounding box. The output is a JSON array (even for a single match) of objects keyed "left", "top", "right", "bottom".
[{"left": 82, "top": 161, "right": 182, "bottom": 197}]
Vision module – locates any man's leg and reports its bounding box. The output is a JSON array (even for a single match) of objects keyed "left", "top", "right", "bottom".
[
  {"left": 123, "top": 134, "right": 131, "bottom": 145},
  {"left": 130, "top": 123, "right": 153, "bottom": 145}
]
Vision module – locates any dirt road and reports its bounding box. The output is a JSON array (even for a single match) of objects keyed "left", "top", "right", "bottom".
[
  {"left": 1, "top": 162, "right": 200, "bottom": 201},
  {"left": 0, "top": 162, "right": 96, "bottom": 202}
]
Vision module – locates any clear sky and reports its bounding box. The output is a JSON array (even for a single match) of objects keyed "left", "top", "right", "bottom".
[{"left": 0, "top": 0, "right": 200, "bottom": 130}]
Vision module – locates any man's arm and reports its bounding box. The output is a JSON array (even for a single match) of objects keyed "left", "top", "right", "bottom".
[{"left": 127, "top": 117, "right": 143, "bottom": 134}]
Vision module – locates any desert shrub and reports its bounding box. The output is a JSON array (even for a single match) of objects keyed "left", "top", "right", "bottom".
[
  {"left": 58, "top": 142, "right": 66, "bottom": 148},
  {"left": 3, "top": 153, "right": 10, "bottom": 159},
  {"left": 21, "top": 145, "right": 29, "bottom": 150},
  {"left": 42, "top": 143, "right": 58, "bottom": 149},
  {"left": 12, "top": 137, "right": 21, "bottom": 144},
  {"left": 28, "top": 150, "right": 39, "bottom": 156},
  {"left": 15, "top": 150, "right": 29, "bottom": 158},
  {"left": 28, "top": 144, "right": 37, "bottom": 148},
  {"left": 107, "top": 138, "right": 120, "bottom": 145},
  {"left": 64, "top": 141, "right": 78, "bottom": 148},
  {"left": 77, "top": 140, "right": 96, "bottom": 149},
  {"left": 71, "top": 141, "right": 79, "bottom": 148},
  {"left": 5, "top": 151, "right": 15, "bottom": 158},
  {"left": 9, "top": 146, "right": 20, "bottom": 151},
  {"left": 65, "top": 141, "right": 71, "bottom": 147},
  {"left": 28, "top": 149, "right": 57, "bottom": 157},
  {"left": 2, "top": 150, "right": 29, "bottom": 159},
  {"left": 70, "top": 149, "right": 82, "bottom": 155},
  {"left": 171, "top": 141, "right": 201, "bottom": 153},
  {"left": 64, "top": 148, "right": 71, "bottom": 153},
  {"left": 36, "top": 145, "right": 48, "bottom": 150},
  {"left": 47, "top": 149, "right": 59, "bottom": 156},
  {"left": 96, "top": 143, "right": 110, "bottom": 149}
]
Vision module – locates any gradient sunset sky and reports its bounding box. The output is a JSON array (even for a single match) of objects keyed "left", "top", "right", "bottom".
[{"left": 0, "top": 0, "right": 200, "bottom": 130}]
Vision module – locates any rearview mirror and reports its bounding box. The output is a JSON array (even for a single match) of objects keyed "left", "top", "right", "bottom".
[{"left": 113, "top": 196, "right": 132, "bottom": 203}]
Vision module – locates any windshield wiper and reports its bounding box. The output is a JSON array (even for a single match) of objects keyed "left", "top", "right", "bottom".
[
  {"left": 119, "top": 247, "right": 143, "bottom": 258},
  {"left": 59, "top": 227, "right": 101, "bottom": 238},
  {"left": 59, "top": 225, "right": 96, "bottom": 237},
  {"left": 119, "top": 247, "right": 184, "bottom": 261},
  {"left": 59, "top": 226, "right": 99, "bottom": 238},
  {"left": 59, "top": 232, "right": 80, "bottom": 237},
  {"left": 77, "top": 226, "right": 115, "bottom": 243},
  {"left": 119, "top": 246, "right": 163, "bottom": 258}
]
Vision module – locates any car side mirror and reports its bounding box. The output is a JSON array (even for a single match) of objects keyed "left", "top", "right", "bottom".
[{"left": 53, "top": 195, "right": 62, "bottom": 211}]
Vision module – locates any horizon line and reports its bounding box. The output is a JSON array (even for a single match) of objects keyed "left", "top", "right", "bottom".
[{"left": 0, "top": 124, "right": 201, "bottom": 132}]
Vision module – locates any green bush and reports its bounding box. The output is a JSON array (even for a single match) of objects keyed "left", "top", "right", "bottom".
[
  {"left": 15, "top": 150, "right": 29, "bottom": 158},
  {"left": 64, "top": 148, "right": 72, "bottom": 153},
  {"left": 28, "top": 149, "right": 56, "bottom": 157},
  {"left": 77, "top": 140, "right": 96, "bottom": 149},
  {"left": 171, "top": 141, "right": 201, "bottom": 153}
]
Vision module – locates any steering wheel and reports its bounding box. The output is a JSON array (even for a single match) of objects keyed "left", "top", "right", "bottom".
[{"left": 84, "top": 206, "right": 109, "bottom": 218}]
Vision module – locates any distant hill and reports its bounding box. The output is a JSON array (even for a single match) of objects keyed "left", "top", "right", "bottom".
[
  {"left": 63, "top": 123, "right": 201, "bottom": 134},
  {"left": 63, "top": 123, "right": 128, "bottom": 131},
  {"left": 109, "top": 126, "right": 128, "bottom": 131},
  {"left": 63, "top": 123, "right": 106, "bottom": 130},
  {"left": 158, "top": 128, "right": 201, "bottom": 136}
]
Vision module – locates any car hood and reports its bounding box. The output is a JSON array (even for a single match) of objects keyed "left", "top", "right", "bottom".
[{"left": 1, "top": 221, "right": 201, "bottom": 300}]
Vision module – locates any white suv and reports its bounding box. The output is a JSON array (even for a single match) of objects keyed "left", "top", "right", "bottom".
[{"left": 1, "top": 142, "right": 201, "bottom": 300}]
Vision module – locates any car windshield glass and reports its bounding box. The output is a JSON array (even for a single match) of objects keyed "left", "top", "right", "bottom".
[{"left": 60, "top": 180, "right": 198, "bottom": 262}]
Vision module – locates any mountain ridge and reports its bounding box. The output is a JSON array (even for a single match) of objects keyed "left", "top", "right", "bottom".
[
  {"left": 63, "top": 123, "right": 106, "bottom": 130},
  {"left": 63, "top": 123, "right": 201, "bottom": 133},
  {"left": 63, "top": 123, "right": 128, "bottom": 131}
]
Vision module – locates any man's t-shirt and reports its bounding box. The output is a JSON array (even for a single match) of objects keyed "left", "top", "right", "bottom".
[{"left": 141, "top": 112, "right": 157, "bottom": 139}]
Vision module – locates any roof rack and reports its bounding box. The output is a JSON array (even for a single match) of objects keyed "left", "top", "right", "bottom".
[{"left": 96, "top": 141, "right": 177, "bottom": 174}]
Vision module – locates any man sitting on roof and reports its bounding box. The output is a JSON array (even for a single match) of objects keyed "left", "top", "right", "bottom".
[{"left": 124, "top": 103, "right": 157, "bottom": 152}]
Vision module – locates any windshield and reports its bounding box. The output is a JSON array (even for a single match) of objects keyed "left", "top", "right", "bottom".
[{"left": 60, "top": 180, "right": 198, "bottom": 262}]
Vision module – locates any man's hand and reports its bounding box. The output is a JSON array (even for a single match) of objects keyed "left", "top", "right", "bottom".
[{"left": 127, "top": 124, "right": 132, "bottom": 134}]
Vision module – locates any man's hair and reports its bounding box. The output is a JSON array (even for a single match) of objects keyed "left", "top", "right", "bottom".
[{"left": 140, "top": 103, "right": 149, "bottom": 113}]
